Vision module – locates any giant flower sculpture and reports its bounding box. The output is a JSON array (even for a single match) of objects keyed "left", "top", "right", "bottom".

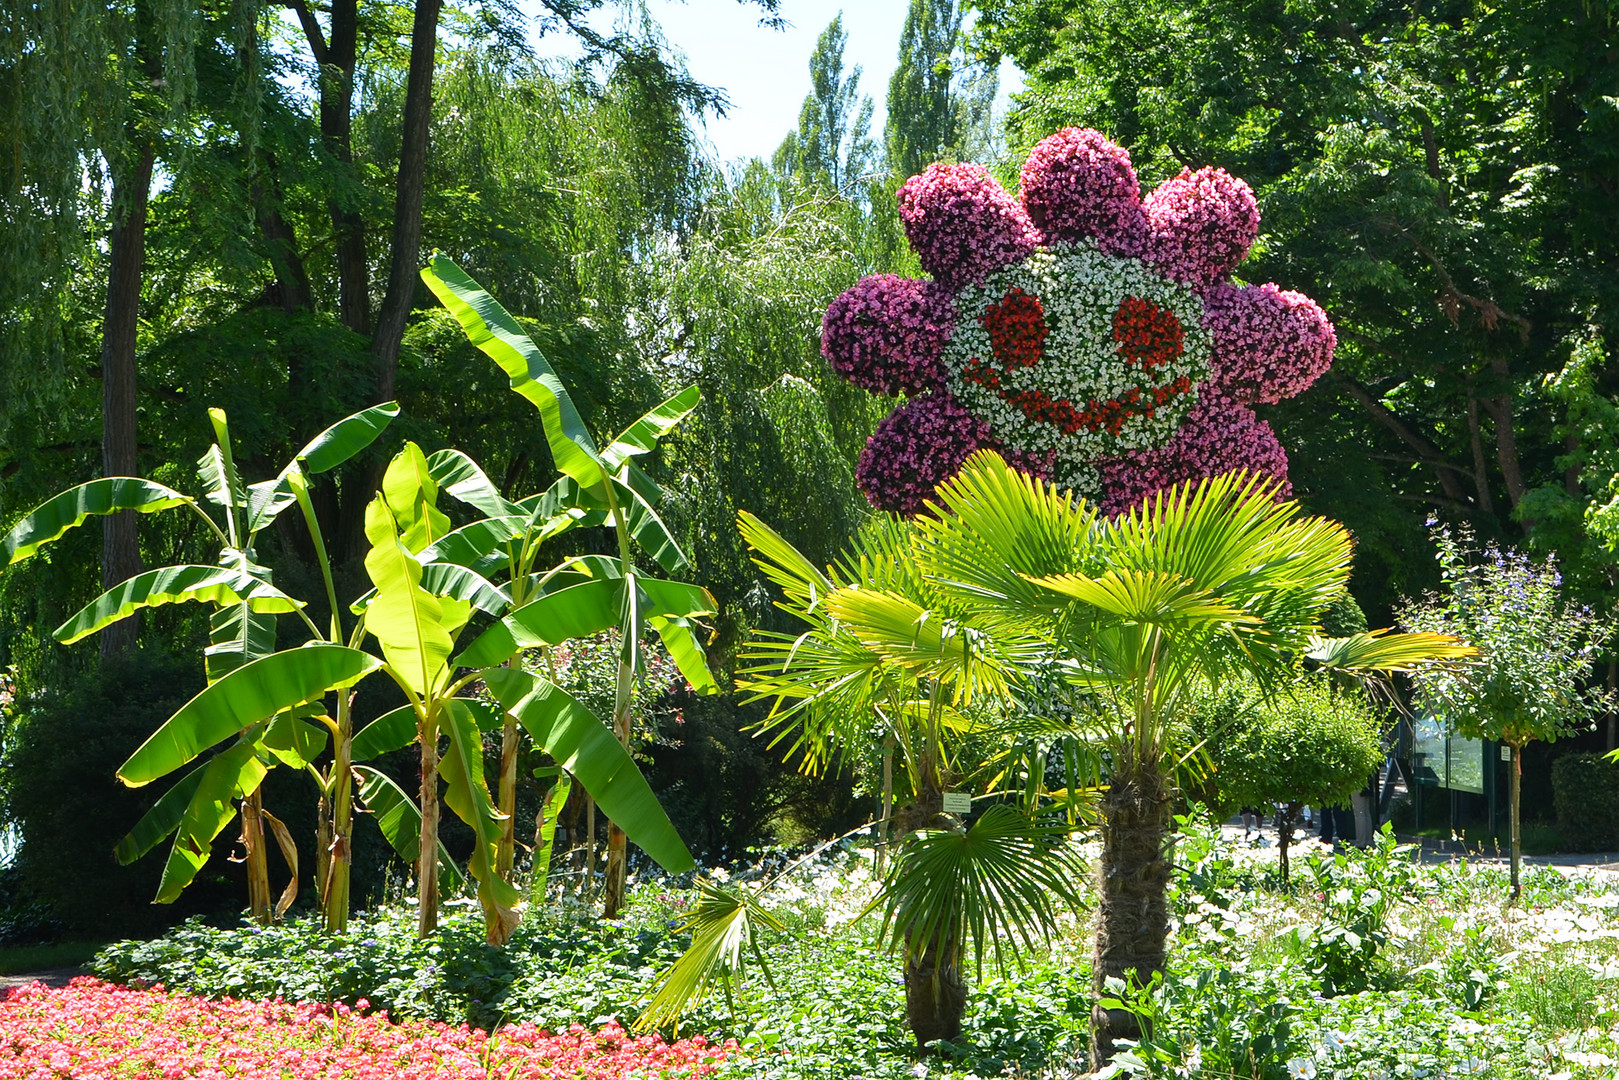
[{"left": 823, "top": 128, "right": 1335, "bottom": 515}]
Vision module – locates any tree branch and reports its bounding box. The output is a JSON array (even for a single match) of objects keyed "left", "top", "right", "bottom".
[{"left": 1332, "top": 373, "right": 1469, "bottom": 502}]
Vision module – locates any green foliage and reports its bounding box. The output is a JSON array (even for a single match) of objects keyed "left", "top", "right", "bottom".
[
  {"left": 1551, "top": 753, "right": 1619, "bottom": 853},
  {"left": 885, "top": 0, "right": 997, "bottom": 179},
  {"left": 1295, "top": 829, "right": 1414, "bottom": 997},
  {"left": 1192, "top": 677, "right": 1384, "bottom": 821},
  {"left": 773, "top": 15, "right": 876, "bottom": 191},
  {"left": 1402, "top": 524, "right": 1611, "bottom": 749}
]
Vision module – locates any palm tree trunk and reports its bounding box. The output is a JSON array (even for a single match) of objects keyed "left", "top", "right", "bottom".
[
  {"left": 1089, "top": 756, "right": 1173, "bottom": 1071},
  {"left": 903, "top": 927, "right": 966, "bottom": 1050}
]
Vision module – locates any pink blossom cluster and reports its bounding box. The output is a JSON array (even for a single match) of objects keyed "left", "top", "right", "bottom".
[
  {"left": 0, "top": 978, "right": 737, "bottom": 1080},
  {"left": 821, "top": 275, "right": 955, "bottom": 396},
  {"left": 1019, "top": 127, "right": 1148, "bottom": 257},
  {"left": 827, "top": 129, "right": 1333, "bottom": 514},
  {"left": 1140, "top": 166, "right": 1260, "bottom": 286},
  {"left": 1201, "top": 282, "right": 1336, "bottom": 404},
  {"left": 1095, "top": 391, "right": 1291, "bottom": 516},
  {"left": 897, "top": 164, "right": 1037, "bottom": 289}
]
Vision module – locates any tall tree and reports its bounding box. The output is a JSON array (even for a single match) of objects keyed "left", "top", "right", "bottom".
[
  {"left": 774, "top": 14, "right": 875, "bottom": 190},
  {"left": 885, "top": 0, "right": 996, "bottom": 179},
  {"left": 971, "top": 0, "right": 1619, "bottom": 623}
]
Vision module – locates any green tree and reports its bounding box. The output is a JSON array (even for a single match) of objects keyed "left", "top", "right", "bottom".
[
  {"left": 1401, "top": 523, "right": 1612, "bottom": 899},
  {"left": 886, "top": 0, "right": 997, "bottom": 180},
  {"left": 1191, "top": 677, "right": 1384, "bottom": 883},
  {"left": 971, "top": 0, "right": 1619, "bottom": 624},
  {"left": 774, "top": 14, "right": 876, "bottom": 190}
]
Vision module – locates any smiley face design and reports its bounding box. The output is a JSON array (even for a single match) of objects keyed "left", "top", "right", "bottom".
[{"left": 821, "top": 128, "right": 1336, "bottom": 515}]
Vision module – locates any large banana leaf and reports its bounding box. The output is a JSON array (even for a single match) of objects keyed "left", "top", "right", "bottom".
[
  {"left": 441, "top": 699, "right": 522, "bottom": 941},
  {"left": 381, "top": 443, "right": 453, "bottom": 554},
  {"left": 352, "top": 562, "right": 510, "bottom": 619},
  {"left": 55, "top": 565, "right": 303, "bottom": 645},
  {"left": 363, "top": 495, "right": 456, "bottom": 697},
  {"left": 298, "top": 402, "right": 401, "bottom": 474},
  {"left": 427, "top": 448, "right": 524, "bottom": 519},
  {"left": 649, "top": 615, "right": 719, "bottom": 696},
  {"left": 113, "top": 762, "right": 208, "bottom": 865},
  {"left": 484, "top": 667, "right": 694, "bottom": 874},
  {"left": 456, "top": 576, "right": 716, "bottom": 668},
  {"left": 205, "top": 604, "right": 279, "bottom": 684},
  {"left": 351, "top": 704, "right": 419, "bottom": 761},
  {"left": 418, "top": 516, "right": 530, "bottom": 577},
  {"left": 119, "top": 645, "right": 383, "bottom": 786},
  {"left": 602, "top": 385, "right": 700, "bottom": 471},
  {"left": 244, "top": 402, "right": 401, "bottom": 534},
  {"left": 154, "top": 740, "right": 268, "bottom": 903},
  {"left": 354, "top": 765, "right": 467, "bottom": 897},
  {"left": 421, "top": 256, "right": 606, "bottom": 490},
  {"left": 3, "top": 478, "right": 193, "bottom": 566}
]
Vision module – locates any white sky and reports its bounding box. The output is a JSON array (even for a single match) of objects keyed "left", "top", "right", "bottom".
[{"left": 525, "top": 0, "right": 1023, "bottom": 166}]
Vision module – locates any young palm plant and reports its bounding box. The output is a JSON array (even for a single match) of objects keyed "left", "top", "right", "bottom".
[
  {"left": 639, "top": 511, "right": 1088, "bottom": 1049},
  {"left": 905, "top": 451, "right": 1470, "bottom": 1067}
]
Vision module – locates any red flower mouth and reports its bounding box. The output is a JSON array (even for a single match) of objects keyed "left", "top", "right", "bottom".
[{"left": 963, "top": 288, "right": 1194, "bottom": 437}]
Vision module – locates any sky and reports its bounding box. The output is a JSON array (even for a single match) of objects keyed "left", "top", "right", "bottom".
[{"left": 526, "top": 0, "right": 1023, "bottom": 167}]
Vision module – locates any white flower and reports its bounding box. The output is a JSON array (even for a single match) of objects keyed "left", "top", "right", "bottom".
[
  {"left": 911, "top": 1063, "right": 929, "bottom": 1078},
  {"left": 1286, "top": 1057, "right": 1317, "bottom": 1079},
  {"left": 1321, "top": 1030, "right": 1346, "bottom": 1053}
]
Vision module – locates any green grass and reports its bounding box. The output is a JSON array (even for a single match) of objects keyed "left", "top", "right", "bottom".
[{"left": 0, "top": 940, "right": 104, "bottom": 975}]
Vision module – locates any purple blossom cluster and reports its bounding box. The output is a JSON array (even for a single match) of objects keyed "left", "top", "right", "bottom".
[
  {"left": 1094, "top": 391, "right": 1290, "bottom": 516},
  {"left": 1141, "top": 167, "right": 1260, "bottom": 286},
  {"left": 821, "top": 275, "right": 955, "bottom": 396},
  {"left": 1201, "top": 283, "right": 1336, "bottom": 404},
  {"left": 1019, "top": 127, "right": 1149, "bottom": 257},
  {"left": 898, "top": 164, "right": 1037, "bottom": 290},
  {"left": 857, "top": 393, "right": 988, "bottom": 516}
]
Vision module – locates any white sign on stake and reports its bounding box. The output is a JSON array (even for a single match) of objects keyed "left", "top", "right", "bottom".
[{"left": 941, "top": 792, "right": 972, "bottom": 814}]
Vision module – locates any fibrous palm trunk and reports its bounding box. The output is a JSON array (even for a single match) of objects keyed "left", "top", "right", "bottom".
[
  {"left": 1089, "top": 756, "right": 1173, "bottom": 1070},
  {"left": 904, "top": 928, "right": 966, "bottom": 1049}
]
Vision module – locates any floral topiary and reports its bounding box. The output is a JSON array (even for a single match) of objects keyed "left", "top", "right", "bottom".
[{"left": 822, "top": 127, "right": 1335, "bottom": 515}]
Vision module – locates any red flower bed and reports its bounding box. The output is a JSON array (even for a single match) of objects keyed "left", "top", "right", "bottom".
[{"left": 0, "top": 978, "right": 737, "bottom": 1079}]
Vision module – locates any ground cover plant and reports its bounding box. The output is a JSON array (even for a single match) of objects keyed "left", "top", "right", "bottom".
[{"left": 30, "top": 819, "right": 1619, "bottom": 1080}]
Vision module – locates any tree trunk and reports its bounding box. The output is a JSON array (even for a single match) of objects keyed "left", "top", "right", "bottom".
[
  {"left": 324, "top": 689, "right": 356, "bottom": 932},
  {"left": 418, "top": 708, "right": 440, "bottom": 937},
  {"left": 1089, "top": 757, "right": 1173, "bottom": 1072},
  {"left": 1509, "top": 741, "right": 1522, "bottom": 902},
  {"left": 370, "top": 0, "right": 443, "bottom": 401},
  {"left": 242, "top": 787, "right": 272, "bottom": 926},
  {"left": 878, "top": 735, "right": 894, "bottom": 876},
  {"left": 1277, "top": 801, "right": 1300, "bottom": 885},
  {"left": 98, "top": 142, "right": 156, "bottom": 660},
  {"left": 252, "top": 162, "right": 314, "bottom": 314},
  {"left": 904, "top": 927, "right": 966, "bottom": 1050}
]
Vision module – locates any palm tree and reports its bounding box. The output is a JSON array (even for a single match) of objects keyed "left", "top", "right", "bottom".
[
  {"left": 904, "top": 451, "right": 1468, "bottom": 1066},
  {"left": 642, "top": 452, "right": 1465, "bottom": 1063}
]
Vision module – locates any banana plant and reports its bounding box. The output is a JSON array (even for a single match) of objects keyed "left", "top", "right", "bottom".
[
  {"left": 338, "top": 441, "right": 700, "bottom": 942},
  {"left": 0, "top": 403, "right": 399, "bottom": 924},
  {"left": 422, "top": 254, "right": 720, "bottom": 916}
]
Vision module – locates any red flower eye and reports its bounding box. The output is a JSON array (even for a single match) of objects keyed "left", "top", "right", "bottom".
[
  {"left": 983, "top": 287, "right": 1047, "bottom": 369},
  {"left": 1113, "top": 296, "right": 1185, "bottom": 371}
]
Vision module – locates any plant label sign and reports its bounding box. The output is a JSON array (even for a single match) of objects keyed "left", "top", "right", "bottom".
[{"left": 942, "top": 792, "right": 972, "bottom": 814}]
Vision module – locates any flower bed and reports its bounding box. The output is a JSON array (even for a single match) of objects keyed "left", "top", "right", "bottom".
[{"left": 0, "top": 978, "right": 736, "bottom": 1079}]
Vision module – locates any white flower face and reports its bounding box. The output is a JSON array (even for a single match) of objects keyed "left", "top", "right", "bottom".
[{"left": 943, "top": 240, "right": 1214, "bottom": 495}]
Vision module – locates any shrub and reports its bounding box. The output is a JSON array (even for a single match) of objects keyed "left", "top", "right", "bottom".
[{"left": 1551, "top": 753, "right": 1619, "bottom": 852}]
